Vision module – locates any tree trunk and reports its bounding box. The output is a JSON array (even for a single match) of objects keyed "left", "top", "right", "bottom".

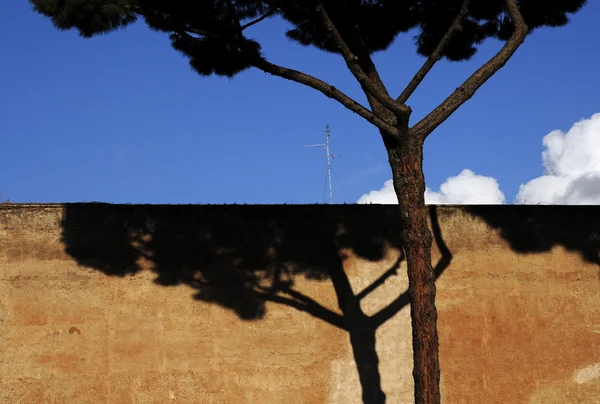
[
  {"left": 328, "top": 255, "right": 386, "bottom": 404},
  {"left": 349, "top": 322, "right": 386, "bottom": 404},
  {"left": 387, "top": 138, "right": 440, "bottom": 404}
]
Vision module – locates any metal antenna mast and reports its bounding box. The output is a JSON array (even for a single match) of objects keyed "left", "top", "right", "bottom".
[{"left": 305, "top": 125, "right": 338, "bottom": 204}]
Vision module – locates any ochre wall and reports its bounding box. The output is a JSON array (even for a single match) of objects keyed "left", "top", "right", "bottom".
[{"left": 1, "top": 204, "right": 599, "bottom": 403}]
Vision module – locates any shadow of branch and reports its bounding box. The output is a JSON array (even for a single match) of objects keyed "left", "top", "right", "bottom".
[
  {"left": 370, "top": 205, "right": 452, "bottom": 328},
  {"left": 59, "top": 203, "right": 451, "bottom": 404}
]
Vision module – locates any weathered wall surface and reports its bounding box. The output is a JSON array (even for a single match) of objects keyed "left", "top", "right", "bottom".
[{"left": 1, "top": 204, "right": 599, "bottom": 403}]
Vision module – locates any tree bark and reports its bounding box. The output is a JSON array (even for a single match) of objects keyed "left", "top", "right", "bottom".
[
  {"left": 387, "top": 137, "right": 440, "bottom": 404},
  {"left": 348, "top": 31, "right": 440, "bottom": 400}
]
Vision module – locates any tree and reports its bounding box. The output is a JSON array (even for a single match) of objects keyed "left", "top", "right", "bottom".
[{"left": 30, "top": 1, "right": 587, "bottom": 402}]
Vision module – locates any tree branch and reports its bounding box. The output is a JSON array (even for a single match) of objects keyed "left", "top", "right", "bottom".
[
  {"left": 172, "top": 19, "right": 398, "bottom": 134},
  {"left": 254, "top": 286, "right": 346, "bottom": 330},
  {"left": 396, "top": 0, "right": 472, "bottom": 105},
  {"left": 252, "top": 57, "right": 400, "bottom": 135},
  {"left": 241, "top": 7, "right": 277, "bottom": 31},
  {"left": 315, "top": 1, "right": 410, "bottom": 117},
  {"left": 356, "top": 253, "right": 403, "bottom": 301},
  {"left": 410, "top": 0, "right": 528, "bottom": 140}
]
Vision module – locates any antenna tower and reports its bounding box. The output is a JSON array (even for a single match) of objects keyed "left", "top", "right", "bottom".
[{"left": 305, "top": 125, "right": 339, "bottom": 204}]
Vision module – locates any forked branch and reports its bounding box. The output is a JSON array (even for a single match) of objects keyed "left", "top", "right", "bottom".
[
  {"left": 411, "top": 0, "right": 528, "bottom": 140},
  {"left": 315, "top": 1, "right": 410, "bottom": 117},
  {"left": 396, "top": 0, "right": 472, "bottom": 104}
]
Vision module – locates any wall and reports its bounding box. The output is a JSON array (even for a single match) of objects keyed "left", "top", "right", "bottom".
[{"left": 1, "top": 204, "right": 599, "bottom": 403}]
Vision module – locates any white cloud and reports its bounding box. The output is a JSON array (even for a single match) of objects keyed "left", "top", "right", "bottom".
[
  {"left": 356, "top": 179, "right": 397, "bottom": 204},
  {"left": 357, "top": 113, "right": 600, "bottom": 205},
  {"left": 425, "top": 169, "right": 505, "bottom": 204},
  {"left": 357, "top": 169, "right": 505, "bottom": 205},
  {"left": 516, "top": 113, "right": 600, "bottom": 204}
]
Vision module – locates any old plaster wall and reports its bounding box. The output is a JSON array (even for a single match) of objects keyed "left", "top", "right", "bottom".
[{"left": 0, "top": 204, "right": 599, "bottom": 403}]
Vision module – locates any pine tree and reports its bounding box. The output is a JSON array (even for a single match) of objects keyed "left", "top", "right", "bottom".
[{"left": 30, "top": 1, "right": 587, "bottom": 402}]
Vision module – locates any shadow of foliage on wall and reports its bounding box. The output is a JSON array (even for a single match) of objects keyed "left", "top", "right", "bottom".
[
  {"left": 60, "top": 203, "right": 451, "bottom": 404},
  {"left": 465, "top": 205, "right": 600, "bottom": 269},
  {"left": 59, "top": 203, "right": 600, "bottom": 402}
]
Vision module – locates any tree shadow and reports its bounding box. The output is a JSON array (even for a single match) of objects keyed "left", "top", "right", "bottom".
[
  {"left": 465, "top": 205, "right": 600, "bottom": 272},
  {"left": 60, "top": 203, "right": 452, "bottom": 404}
]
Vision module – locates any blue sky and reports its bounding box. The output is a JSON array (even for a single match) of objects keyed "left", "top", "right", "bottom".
[{"left": 2, "top": 2, "right": 599, "bottom": 204}]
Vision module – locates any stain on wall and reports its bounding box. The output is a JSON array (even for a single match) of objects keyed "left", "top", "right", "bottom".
[{"left": 1, "top": 204, "right": 599, "bottom": 403}]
